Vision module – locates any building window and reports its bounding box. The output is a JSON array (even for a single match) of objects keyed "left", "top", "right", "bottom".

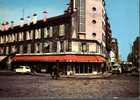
[
  {"left": 92, "top": 33, "right": 96, "bottom": 37},
  {"left": 49, "top": 26, "right": 53, "bottom": 37},
  {"left": 92, "top": 7, "right": 96, "bottom": 11},
  {"left": 19, "top": 45, "right": 23, "bottom": 54},
  {"left": 80, "top": 42, "right": 88, "bottom": 52},
  {"left": 19, "top": 32, "right": 24, "bottom": 41},
  {"left": 27, "top": 44, "right": 31, "bottom": 53},
  {"left": 26, "top": 31, "right": 33, "bottom": 40},
  {"left": 5, "top": 35, "right": 8, "bottom": 43},
  {"left": 14, "top": 33, "right": 17, "bottom": 42},
  {"left": 92, "top": 20, "right": 96, "bottom": 24},
  {"left": 9, "top": 35, "right": 12, "bottom": 42},
  {"left": 53, "top": 25, "right": 59, "bottom": 37},
  {"left": 23, "top": 45, "right": 27, "bottom": 53},
  {"left": 11, "top": 45, "right": 16, "bottom": 53},
  {"left": 59, "top": 24, "right": 65, "bottom": 36},
  {"left": 44, "top": 28, "right": 48, "bottom": 38},
  {"left": 0, "top": 36, "right": 4, "bottom": 43},
  {"left": 60, "top": 41, "right": 64, "bottom": 52},
  {"left": 6, "top": 46, "right": 9, "bottom": 55},
  {"left": 35, "top": 43, "right": 39, "bottom": 53},
  {"left": 96, "top": 44, "right": 101, "bottom": 53},
  {"left": 35, "top": 29, "right": 41, "bottom": 39},
  {"left": 52, "top": 41, "right": 57, "bottom": 52},
  {"left": 11, "top": 34, "right": 15, "bottom": 42},
  {"left": 26, "top": 31, "right": 30, "bottom": 40},
  {"left": 43, "top": 42, "right": 49, "bottom": 53},
  {"left": 34, "top": 43, "right": 42, "bottom": 53},
  {"left": 0, "top": 47, "right": 4, "bottom": 54},
  {"left": 76, "top": 0, "right": 86, "bottom": 32}
]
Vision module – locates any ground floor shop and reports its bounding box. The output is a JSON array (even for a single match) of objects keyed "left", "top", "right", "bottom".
[{"left": 11, "top": 54, "right": 108, "bottom": 75}]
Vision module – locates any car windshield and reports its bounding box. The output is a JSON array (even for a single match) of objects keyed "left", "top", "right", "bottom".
[{"left": 18, "top": 66, "right": 24, "bottom": 68}]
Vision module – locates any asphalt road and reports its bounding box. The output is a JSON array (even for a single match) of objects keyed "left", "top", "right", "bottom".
[{"left": 0, "top": 72, "right": 139, "bottom": 99}]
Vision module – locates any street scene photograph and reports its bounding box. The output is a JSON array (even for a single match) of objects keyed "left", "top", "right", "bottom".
[{"left": 0, "top": 0, "right": 139, "bottom": 99}]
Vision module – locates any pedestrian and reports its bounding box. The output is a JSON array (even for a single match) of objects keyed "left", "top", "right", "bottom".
[
  {"left": 51, "top": 65, "right": 59, "bottom": 79},
  {"left": 101, "top": 63, "right": 105, "bottom": 74},
  {"left": 6, "top": 56, "right": 12, "bottom": 70}
]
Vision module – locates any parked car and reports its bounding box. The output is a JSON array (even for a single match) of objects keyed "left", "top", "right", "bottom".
[
  {"left": 112, "top": 63, "right": 122, "bottom": 74},
  {"left": 15, "top": 66, "right": 31, "bottom": 73}
]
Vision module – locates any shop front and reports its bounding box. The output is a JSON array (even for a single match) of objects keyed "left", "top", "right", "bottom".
[{"left": 13, "top": 54, "right": 106, "bottom": 75}]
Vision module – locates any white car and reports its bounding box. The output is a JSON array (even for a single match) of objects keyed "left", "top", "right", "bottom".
[
  {"left": 112, "top": 63, "right": 122, "bottom": 74},
  {"left": 15, "top": 66, "right": 31, "bottom": 73}
]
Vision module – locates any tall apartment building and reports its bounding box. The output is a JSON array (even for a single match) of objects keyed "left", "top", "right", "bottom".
[
  {"left": 0, "top": 0, "right": 112, "bottom": 75},
  {"left": 110, "top": 38, "right": 119, "bottom": 63},
  {"left": 127, "top": 36, "right": 140, "bottom": 69}
]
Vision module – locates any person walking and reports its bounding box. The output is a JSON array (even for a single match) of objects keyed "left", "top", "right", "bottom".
[{"left": 51, "top": 65, "right": 59, "bottom": 79}]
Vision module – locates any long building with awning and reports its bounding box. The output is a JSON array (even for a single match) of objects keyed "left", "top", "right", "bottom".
[{"left": 0, "top": 0, "right": 112, "bottom": 75}]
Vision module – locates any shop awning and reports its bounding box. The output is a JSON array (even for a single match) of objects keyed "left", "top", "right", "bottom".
[{"left": 13, "top": 54, "right": 106, "bottom": 63}]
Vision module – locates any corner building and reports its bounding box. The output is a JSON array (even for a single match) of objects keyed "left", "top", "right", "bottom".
[{"left": 0, "top": 0, "right": 112, "bottom": 75}]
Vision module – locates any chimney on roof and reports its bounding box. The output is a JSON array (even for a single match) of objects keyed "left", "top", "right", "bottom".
[
  {"left": 32, "top": 13, "right": 37, "bottom": 24},
  {"left": 20, "top": 18, "right": 24, "bottom": 27},
  {"left": 43, "top": 11, "right": 48, "bottom": 22}
]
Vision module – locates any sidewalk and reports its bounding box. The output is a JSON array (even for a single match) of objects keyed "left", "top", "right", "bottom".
[
  {"left": 61, "top": 72, "right": 112, "bottom": 79},
  {"left": 0, "top": 70, "right": 112, "bottom": 79},
  {"left": 0, "top": 70, "right": 16, "bottom": 75}
]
